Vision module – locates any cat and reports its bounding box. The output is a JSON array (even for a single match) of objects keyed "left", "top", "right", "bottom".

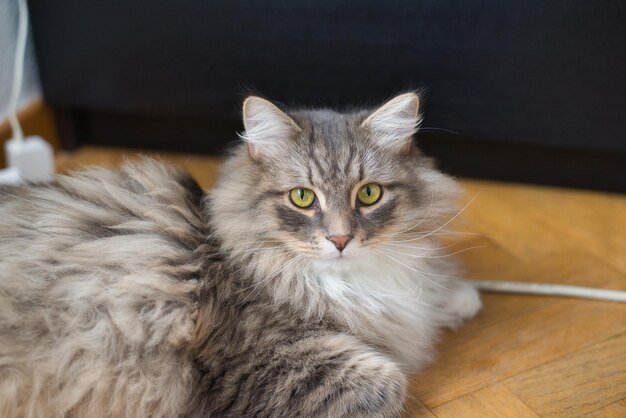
[{"left": 0, "top": 92, "right": 481, "bottom": 417}]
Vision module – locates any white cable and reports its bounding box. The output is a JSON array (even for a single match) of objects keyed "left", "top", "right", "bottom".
[
  {"left": 7, "top": 0, "right": 29, "bottom": 143},
  {"left": 471, "top": 280, "right": 626, "bottom": 303},
  {"left": 1, "top": 0, "right": 54, "bottom": 185}
]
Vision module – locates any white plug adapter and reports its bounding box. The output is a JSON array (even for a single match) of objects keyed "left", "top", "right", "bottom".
[{"left": 0, "top": 136, "right": 54, "bottom": 185}]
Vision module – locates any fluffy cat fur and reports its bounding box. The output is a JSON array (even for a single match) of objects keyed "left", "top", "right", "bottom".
[{"left": 0, "top": 93, "right": 481, "bottom": 417}]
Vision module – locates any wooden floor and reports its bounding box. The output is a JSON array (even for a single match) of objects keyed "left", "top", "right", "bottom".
[{"left": 56, "top": 146, "right": 626, "bottom": 418}]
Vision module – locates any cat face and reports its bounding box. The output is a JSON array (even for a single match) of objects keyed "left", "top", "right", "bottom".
[{"left": 210, "top": 93, "right": 459, "bottom": 273}]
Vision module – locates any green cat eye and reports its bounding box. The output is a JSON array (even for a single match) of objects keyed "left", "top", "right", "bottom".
[
  {"left": 289, "top": 188, "right": 316, "bottom": 208},
  {"left": 357, "top": 183, "right": 382, "bottom": 206}
]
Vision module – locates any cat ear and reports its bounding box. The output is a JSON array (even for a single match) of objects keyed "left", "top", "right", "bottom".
[
  {"left": 241, "top": 96, "right": 301, "bottom": 160},
  {"left": 361, "top": 92, "right": 421, "bottom": 154}
]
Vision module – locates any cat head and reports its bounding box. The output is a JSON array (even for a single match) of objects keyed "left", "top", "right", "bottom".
[{"left": 209, "top": 93, "right": 459, "bottom": 280}]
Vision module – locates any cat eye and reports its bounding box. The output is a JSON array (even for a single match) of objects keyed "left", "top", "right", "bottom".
[
  {"left": 289, "top": 188, "right": 316, "bottom": 208},
  {"left": 357, "top": 183, "right": 382, "bottom": 206}
]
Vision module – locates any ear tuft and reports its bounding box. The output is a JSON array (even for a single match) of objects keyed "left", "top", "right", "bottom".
[
  {"left": 361, "top": 93, "right": 421, "bottom": 154},
  {"left": 241, "top": 96, "right": 301, "bottom": 160}
]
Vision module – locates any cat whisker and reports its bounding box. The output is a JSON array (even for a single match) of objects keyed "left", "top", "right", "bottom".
[
  {"left": 382, "top": 240, "right": 462, "bottom": 251},
  {"left": 371, "top": 249, "right": 423, "bottom": 299},
  {"left": 219, "top": 240, "right": 302, "bottom": 249},
  {"left": 380, "top": 245, "right": 486, "bottom": 259},
  {"left": 419, "top": 127, "right": 459, "bottom": 135},
  {"left": 375, "top": 249, "right": 458, "bottom": 293},
  {"left": 206, "top": 241, "right": 310, "bottom": 258},
  {"left": 392, "top": 230, "right": 481, "bottom": 239},
  {"left": 249, "top": 247, "right": 308, "bottom": 261},
  {"left": 378, "top": 189, "right": 434, "bottom": 237},
  {"left": 232, "top": 238, "right": 303, "bottom": 245},
  {"left": 222, "top": 248, "right": 305, "bottom": 282},
  {"left": 400, "top": 231, "right": 481, "bottom": 237},
  {"left": 204, "top": 247, "right": 287, "bottom": 258},
  {"left": 387, "top": 196, "right": 477, "bottom": 243},
  {"left": 378, "top": 248, "right": 473, "bottom": 283}
]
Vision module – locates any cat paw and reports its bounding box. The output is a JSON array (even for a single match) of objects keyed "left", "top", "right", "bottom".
[
  {"left": 441, "top": 280, "right": 482, "bottom": 329},
  {"left": 287, "top": 336, "right": 406, "bottom": 418},
  {"left": 328, "top": 353, "right": 406, "bottom": 418}
]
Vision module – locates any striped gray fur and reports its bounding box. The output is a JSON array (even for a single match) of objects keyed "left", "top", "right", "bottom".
[{"left": 0, "top": 93, "right": 481, "bottom": 417}]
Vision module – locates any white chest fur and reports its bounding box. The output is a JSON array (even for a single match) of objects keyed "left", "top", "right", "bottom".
[{"left": 308, "top": 255, "right": 446, "bottom": 370}]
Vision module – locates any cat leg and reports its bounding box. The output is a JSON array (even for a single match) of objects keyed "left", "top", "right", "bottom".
[
  {"left": 194, "top": 333, "right": 407, "bottom": 418},
  {"left": 447, "top": 278, "right": 482, "bottom": 326},
  {"left": 255, "top": 333, "right": 406, "bottom": 418},
  {"left": 432, "top": 277, "right": 482, "bottom": 329}
]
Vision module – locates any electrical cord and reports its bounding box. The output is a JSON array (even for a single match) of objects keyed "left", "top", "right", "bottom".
[
  {"left": 7, "top": 0, "right": 29, "bottom": 144},
  {"left": 472, "top": 280, "right": 626, "bottom": 303},
  {"left": 1, "top": 0, "right": 54, "bottom": 185}
]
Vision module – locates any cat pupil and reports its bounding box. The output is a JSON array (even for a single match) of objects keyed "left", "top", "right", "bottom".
[
  {"left": 299, "top": 189, "right": 304, "bottom": 199},
  {"left": 366, "top": 186, "right": 371, "bottom": 196}
]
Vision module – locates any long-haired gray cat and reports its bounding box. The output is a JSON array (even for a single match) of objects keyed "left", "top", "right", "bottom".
[{"left": 0, "top": 93, "right": 481, "bottom": 417}]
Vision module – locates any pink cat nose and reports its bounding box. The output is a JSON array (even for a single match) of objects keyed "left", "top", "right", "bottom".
[{"left": 326, "top": 235, "right": 353, "bottom": 252}]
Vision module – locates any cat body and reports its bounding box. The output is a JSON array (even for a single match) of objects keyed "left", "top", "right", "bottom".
[{"left": 0, "top": 94, "right": 481, "bottom": 417}]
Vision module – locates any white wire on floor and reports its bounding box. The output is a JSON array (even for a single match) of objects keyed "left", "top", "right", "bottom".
[
  {"left": 8, "top": 0, "right": 29, "bottom": 143},
  {"left": 471, "top": 280, "right": 626, "bottom": 303}
]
